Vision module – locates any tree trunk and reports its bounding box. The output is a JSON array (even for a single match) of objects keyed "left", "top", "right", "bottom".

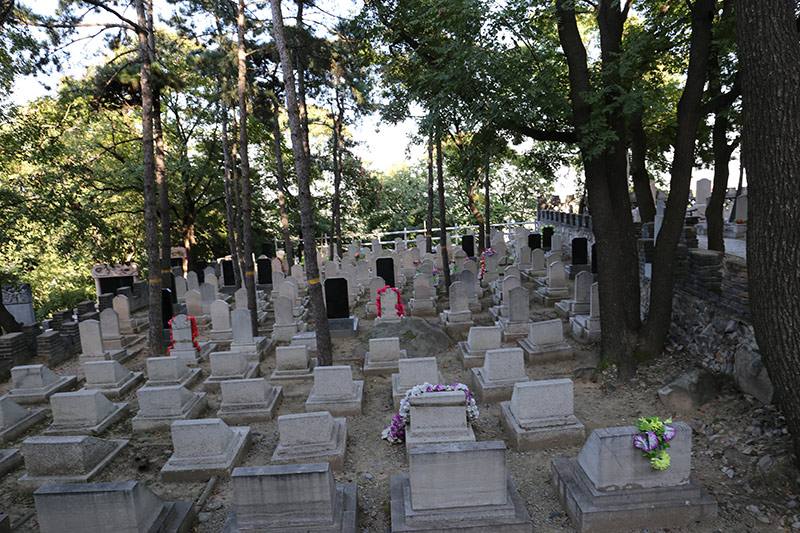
[
  {"left": 330, "top": 96, "right": 342, "bottom": 260},
  {"left": 737, "top": 0, "right": 800, "bottom": 465},
  {"left": 237, "top": 0, "right": 258, "bottom": 332},
  {"left": 146, "top": 1, "right": 171, "bottom": 289},
  {"left": 270, "top": 0, "right": 333, "bottom": 366},
  {"left": 426, "top": 136, "right": 434, "bottom": 254},
  {"left": 630, "top": 111, "right": 655, "bottom": 224},
  {"left": 294, "top": 0, "right": 311, "bottom": 152},
  {"left": 221, "top": 87, "right": 242, "bottom": 289},
  {"left": 466, "top": 176, "right": 485, "bottom": 255},
  {"left": 484, "top": 155, "right": 490, "bottom": 251},
  {"left": 640, "top": 0, "right": 715, "bottom": 358},
  {"left": 271, "top": 99, "right": 294, "bottom": 265},
  {"left": 0, "top": 301, "right": 21, "bottom": 334},
  {"left": 230, "top": 111, "right": 245, "bottom": 277},
  {"left": 436, "top": 133, "right": 451, "bottom": 293},
  {"left": 135, "top": 0, "right": 164, "bottom": 356}
]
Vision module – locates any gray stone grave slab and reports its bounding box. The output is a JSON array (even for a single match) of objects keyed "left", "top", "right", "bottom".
[
  {"left": 439, "top": 281, "right": 474, "bottom": 332},
  {"left": 555, "top": 270, "right": 592, "bottom": 318},
  {"left": 0, "top": 397, "right": 46, "bottom": 444},
  {"left": 365, "top": 277, "right": 385, "bottom": 316},
  {"left": 408, "top": 274, "right": 436, "bottom": 317},
  {"left": 19, "top": 435, "right": 128, "bottom": 489},
  {"left": 210, "top": 300, "right": 233, "bottom": 344},
  {"left": 458, "top": 326, "right": 502, "bottom": 368},
  {"left": 534, "top": 260, "right": 569, "bottom": 306},
  {"left": 390, "top": 441, "right": 532, "bottom": 532},
  {"left": 272, "top": 296, "right": 306, "bottom": 342},
  {"left": 269, "top": 345, "right": 316, "bottom": 395},
  {"left": 551, "top": 422, "right": 717, "bottom": 532},
  {"left": 500, "top": 379, "right": 585, "bottom": 451},
  {"left": 363, "top": 337, "right": 407, "bottom": 375},
  {"left": 83, "top": 360, "right": 144, "bottom": 399},
  {"left": 217, "top": 378, "right": 282, "bottom": 424},
  {"left": 570, "top": 282, "right": 601, "bottom": 343},
  {"left": 404, "top": 390, "right": 475, "bottom": 451},
  {"left": 0, "top": 448, "right": 22, "bottom": 478},
  {"left": 496, "top": 286, "right": 531, "bottom": 341},
  {"left": 471, "top": 348, "right": 531, "bottom": 403},
  {"left": 34, "top": 481, "right": 195, "bottom": 533},
  {"left": 9, "top": 365, "right": 78, "bottom": 404},
  {"left": 44, "top": 390, "right": 129, "bottom": 436},
  {"left": 305, "top": 366, "right": 363, "bottom": 416},
  {"left": 392, "top": 357, "right": 444, "bottom": 410},
  {"left": 79, "top": 319, "right": 126, "bottom": 363},
  {"left": 131, "top": 385, "right": 206, "bottom": 433},
  {"left": 518, "top": 319, "right": 573, "bottom": 363},
  {"left": 203, "top": 351, "right": 259, "bottom": 392},
  {"left": 160, "top": 418, "right": 250, "bottom": 482},
  {"left": 222, "top": 463, "right": 357, "bottom": 533},
  {"left": 271, "top": 412, "right": 347, "bottom": 470},
  {"left": 144, "top": 356, "right": 202, "bottom": 389},
  {"left": 99, "top": 308, "right": 142, "bottom": 355}
]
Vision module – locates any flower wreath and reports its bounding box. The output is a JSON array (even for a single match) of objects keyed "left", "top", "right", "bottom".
[
  {"left": 381, "top": 382, "right": 479, "bottom": 444},
  {"left": 376, "top": 285, "right": 405, "bottom": 318},
  {"left": 633, "top": 416, "right": 676, "bottom": 470},
  {"left": 277, "top": 256, "right": 285, "bottom": 274},
  {"left": 479, "top": 247, "right": 497, "bottom": 280},
  {"left": 166, "top": 316, "right": 200, "bottom": 354}
]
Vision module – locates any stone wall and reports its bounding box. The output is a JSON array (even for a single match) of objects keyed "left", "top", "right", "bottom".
[{"left": 638, "top": 230, "right": 770, "bottom": 404}]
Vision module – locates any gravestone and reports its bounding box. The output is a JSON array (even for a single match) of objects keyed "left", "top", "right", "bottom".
[
  {"left": 131, "top": 385, "right": 207, "bottom": 432},
  {"left": 9, "top": 365, "right": 77, "bottom": 404},
  {"left": 187, "top": 271, "right": 200, "bottom": 291},
  {"left": 534, "top": 260, "right": 569, "bottom": 306},
  {"left": 518, "top": 318, "right": 573, "bottom": 363},
  {"left": 271, "top": 412, "right": 347, "bottom": 470},
  {"left": 405, "top": 390, "right": 476, "bottom": 450},
  {"left": 256, "top": 257, "right": 272, "bottom": 285},
  {"left": 376, "top": 257, "right": 395, "bottom": 287},
  {"left": 161, "top": 288, "right": 174, "bottom": 330},
  {"left": 461, "top": 235, "right": 475, "bottom": 257},
  {"left": 471, "top": 347, "right": 531, "bottom": 403},
  {"left": 363, "top": 337, "right": 407, "bottom": 375},
  {"left": 210, "top": 300, "right": 233, "bottom": 343},
  {"left": 222, "top": 463, "right": 356, "bottom": 532},
  {"left": 408, "top": 273, "right": 435, "bottom": 316},
  {"left": 552, "top": 422, "right": 717, "bottom": 531},
  {"left": 324, "top": 278, "right": 358, "bottom": 337},
  {"left": 305, "top": 366, "right": 363, "bottom": 416},
  {"left": 458, "top": 325, "right": 503, "bottom": 368},
  {"left": 496, "top": 286, "right": 531, "bottom": 341},
  {"left": 0, "top": 396, "right": 46, "bottom": 444},
  {"left": 439, "top": 281, "right": 473, "bottom": 330},
  {"left": 44, "top": 390, "right": 129, "bottom": 436},
  {"left": 392, "top": 358, "right": 445, "bottom": 410},
  {"left": 272, "top": 296, "right": 306, "bottom": 342},
  {"left": 528, "top": 233, "right": 541, "bottom": 250},
  {"left": 366, "top": 277, "right": 386, "bottom": 316},
  {"left": 217, "top": 378, "right": 282, "bottom": 424},
  {"left": 1, "top": 284, "right": 35, "bottom": 326},
  {"left": 174, "top": 276, "right": 187, "bottom": 302},
  {"left": 34, "top": 481, "right": 194, "bottom": 532},
  {"left": 269, "top": 345, "right": 315, "bottom": 395},
  {"left": 203, "top": 351, "right": 259, "bottom": 392},
  {"left": 500, "top": 378, "right": 585, "bottom": 451},
  {"left": 555, "top": 270, "right": 592, "bottom": 318},
  {"left": 222, "top": 260, "right": 235, "bottom": 287},
  {"left": 375, "top": 286, "right": 403, "bottom": 325},
  {"left": 19, "top": 435, "right": 128, "bottom": 489},
  {"left": 230, "top": 307, "right": 271, "bottom": 361},
  {"left": 542, "top": 226, "right": 554, "bottom": 249},
  {"left": 145, "top": 356, "right": 202, "bottom": 389},
  {"left": 169, "top": 314, "right": 201, "bottom": 365},
  {"left": 566, "top": 237, "right": 590, "bottom": 279},
  {"left": 160, "top": 418, "right": 250, "bottom": 482},
  {"left": 390, "top": 441, "right": 531, "bottom": 531},
  {"left": 83, "top": 360, "right": 144, "bottom": 399},
  {"left": 570, "top": 281, "right": 601, "bottom": 342}
]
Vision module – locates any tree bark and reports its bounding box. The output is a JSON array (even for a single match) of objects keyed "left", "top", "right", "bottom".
[
  {"left": 484, "top": 155, "right": 490, "bottom": 251},
  {"left": 271, "top": 99, "right": 294, "bottom": 266},
  {"left": 146, "top": 0, "right": 171, "bottom": 289},
  {"left": 237, "top": 0, "right": 258, "bottom": 332},
  {"left": 426, "top": 136, "right": 434, "bottom": 254},
  {"left": 737, "top": 0, "right": 800, "bottom": 464},
  {"left": 330, "top": 90, "right": 343, "bottom": 260},
  {"left": 220, "top": 85, "right": 243, "bottom": 289},
  {"left": 436, "top": 132, "right": 451, "bottom": 294},
  {"left": 230, "top": 109, "right": 245, "bottom": 276},
  {"left": 270, "top": 0, "right": 333, "bottom": 366},
  {"left": 135, "top": 0, "right": 164, "bottom": 356},
  {"left": 466, "top": 176, "right": 485, "bottom": 254},
  {"left": 629, "top": 111, "right": 655, "bottom": 224}
]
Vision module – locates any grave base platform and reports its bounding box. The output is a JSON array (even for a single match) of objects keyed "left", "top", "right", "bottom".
[
  {"left": 533, "top": 288, "right": 569, "bottom": 307},
  {"left": 217, "top": 386, "right": 282, "bottom": 424},
  {"left": 131, "top": 392, "right": 207, "bottom": 433},
  {"left": 85, "top": 371, "right": 144, "bottom": 400},
  {"left": 222, "top": 481, "right": 357, "bottom": 533},
  {"left": 273, "top": 322, "right": 306, "bottom": 342},
  {"left": 44, "top": 402, "right": 130, "bottom": 436},
  {"left": 203, "top": 362, "right": 260, "bottom": 392},
  {"left": 0, "top": 407, "right": 47, "bottom": 444},
  {"left": 517, "top": 338, "right": 573, "bottom": 363},
  {"left": 271, "top": 417, "right": 347, "bottom": 470},
  {"left": 500, "top": 402, "right": 584, "bottom": 451},
  {"left": 146, "top": 367, "right": 202, "bottom": 389},
  {"left": 160, "top": 427, "right": 251, "bottom": 482},
  {"left": 0, "top": 449, "right": 22, "bottom": 478},
  {"left": 570, "top": 315, "right": 601, "bottom": 343},
  {"left": 363, "top": 350, "right": 407, "bottom": 376},
  {"left": 405, "top": 427, "right": 475, "bottom": 454},
  {"left": 18, "top": 439, "right": 127, "bottom": 490},
  {"left": 329, "top": 317, "right": 359, "bottom": 338},
  {"left": 495, "top": 320, "right": 530, "bottom": 342},
  {"left": 471, "top": 369, "right": 530, "bottom": 404},
  {"left": 390, "top": 473, "right": 532, "bottom": 532},
  {"left": 565, "top": 264, "right": 590, "bottom": 280},
  {"left": 551, "top": 456, "right": 717, "bottom": 533},
  {"left": 305, "top": 381, "right": 364, "bottom": 416}
]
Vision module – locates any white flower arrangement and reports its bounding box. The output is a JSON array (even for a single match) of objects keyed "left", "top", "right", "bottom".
[{"left": 381, "top": 382, "right": 480, "bottom": 444}]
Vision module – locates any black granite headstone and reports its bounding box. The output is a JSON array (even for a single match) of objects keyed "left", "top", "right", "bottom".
[
  {"left": 376, "top": 257, "right": 395, "bottom": 288},
  {"left": 591, "top": 243, "right": 598, "bottom": 275},
  {"left": 256, "top": 258, "right": 272, "bottom": 285},
  {"left": 170, "top": 257, "right": 183, "bottom": 268},
  {"left": 528, "top": 234, "right": 542, "bottom": 250},
  {"left": 542, "top": 227, "right": 554, "bottom": 249},
  {"left": 169, "top": 273, "right": 177, "bottom": 304},
  {"left": 98, "top": 276, "right": 133, "bottom": 295},
  {"left": 161, "top": 288, "right": 174, "bottom": 329},
  {"left": 461, "top": 235, "right": 475, "bottom": 257},
  {"left": 222, "top": 260, "right": 235, "bottom": 286},
  {"left": 194, "top": 269, "right": 205, "bottom": 285},
  {"left": 324, "top": 278, "right": 350, "bottom": 319},
  {"left": 262, "top": 242, "right": 276, "bottom": 258},
  {"left": 572, "top": 237, "right": 589, "bottom": 265}
]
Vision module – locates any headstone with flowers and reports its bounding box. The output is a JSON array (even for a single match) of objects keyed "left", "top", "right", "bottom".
[
  {"left": 167, "top": 315, "right": 203, "bottom": 366},
  {"left": 365, "top": 277, "right": 385, "bottom": 317},
  {"left": 374, "top": 285, "right": 405, "bottom": 325},
  {"left": 551, "top": 419, "right": 717, "bottom": 532}
]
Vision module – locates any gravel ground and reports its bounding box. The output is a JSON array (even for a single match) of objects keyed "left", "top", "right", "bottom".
[{"left": 0, "top": 281, "right": 795, "bottom": 532}]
